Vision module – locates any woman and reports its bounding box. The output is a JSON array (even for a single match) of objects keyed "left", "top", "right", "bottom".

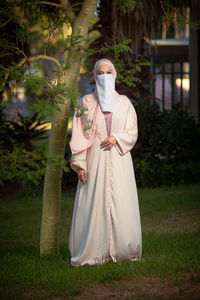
[{"left": 69, "top": 58, "right": 142, "bottom": 266}]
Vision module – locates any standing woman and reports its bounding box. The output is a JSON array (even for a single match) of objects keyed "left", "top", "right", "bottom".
[{"left": 69, "top": 58, "right": 142, "bottom": 266}]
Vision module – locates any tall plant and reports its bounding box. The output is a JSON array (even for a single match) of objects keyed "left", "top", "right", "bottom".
[{"left": 40, "top": 0, "right": 99, "bottom": 255}]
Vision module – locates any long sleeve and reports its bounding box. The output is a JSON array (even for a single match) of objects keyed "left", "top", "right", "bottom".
[
  {"left": 70, "top": 149, "right": 87, "bottom": 173},
  {"left": 112, "top": 103, "right": 138, "bottom": 156}
]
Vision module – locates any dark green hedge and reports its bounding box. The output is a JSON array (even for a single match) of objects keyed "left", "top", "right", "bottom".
[{"left": 132, "top": 100, "right": 200, "bottom": 187}]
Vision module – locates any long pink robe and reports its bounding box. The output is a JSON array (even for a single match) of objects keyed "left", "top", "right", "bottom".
[{"left": 69, "top": 94, "right": 142, "bottom": 266}]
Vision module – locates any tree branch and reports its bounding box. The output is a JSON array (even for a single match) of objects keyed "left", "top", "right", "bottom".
[
  {"left": 37, "top": 1, "right": 62, "bottom": 8},
  {"left": 71, "top": 2, "right": 81, "bottom": 8},
  {"left": 12, "top": 54, "right": 61, "bottom": 69},
  {"left": 60, "top": 0, "right": 75, "bottom": 23},
  {"left": 76, "top": 0, "right": 98, "bottom": 29},
  {"left": 0, "top": 18, "right": 12, "bottom": 28},
  {"left": 160, "top": 0, "right": 166, "bottom": 16},
  {"left": 1, "top": 54, "right": 62, "bottom": 92},
  {"left": 28, "top": 55, "right": 62, "bottom": 69},
  {"left": 43, "top": 25, "right": 57, "bottom": 56},
  {"left": 35, "top": 0, "right": 75, "bottom": 23}
]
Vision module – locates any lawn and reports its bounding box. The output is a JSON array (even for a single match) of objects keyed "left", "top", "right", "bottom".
[{"left": 0, "top": 184, "right": 200, "bottom": 299}]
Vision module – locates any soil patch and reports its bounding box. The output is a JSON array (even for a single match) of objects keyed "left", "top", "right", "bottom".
[
  {"left": 142, "top": 210, "right": 200, "bottom": 233},
  {"left": 75, "top": 274, "right": 200, "bottom": 300}
]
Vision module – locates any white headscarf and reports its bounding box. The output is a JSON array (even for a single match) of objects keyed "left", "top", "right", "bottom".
[
  {"left": 93, "top": 59, "right": 117, "bottom": 112},
  {"left": 93, "top": 58, "right": 117, "bottom": 80}
]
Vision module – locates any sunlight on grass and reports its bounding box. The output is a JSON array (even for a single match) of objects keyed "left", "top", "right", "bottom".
[{"left": 0, "top": 184, "right": 200, "bottom": 299}]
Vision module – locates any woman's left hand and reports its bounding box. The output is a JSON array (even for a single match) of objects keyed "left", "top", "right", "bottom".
[{"left": 100, "top": 136, "right": 117, "bottom": 151}]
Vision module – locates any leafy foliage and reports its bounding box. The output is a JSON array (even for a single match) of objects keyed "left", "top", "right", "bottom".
[
  {"left": 114, "top": 0, "right": 144, "bottom": 12},
  {"left": 0, "top": 146, "right": 71, "bottom": 187},
  {"left": 25, "top": 73, "right": 81, "bottom": 119},
  {"left": 0, "top": 147, "right": 46, "bottom": 186},
  {"left": 0, "top": 104, "right": 47, "bottom": 186},
  {"left": 0, "top": 102, "right": 73, "bottom": 186},
  {"left": 161, "top": 0, "right": 200, "bottom": 29},
  {"left": 0, "top": 104, "right": 49, "bottom": 151},
  {"left": 102, "top": 39, "right": 151, "bottom": 87},
  {"left": 133, "top": 100, "right": 200, "bottom": 187}
]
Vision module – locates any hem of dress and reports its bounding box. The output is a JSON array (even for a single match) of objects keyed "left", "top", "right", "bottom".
[{"left": 70, "top": 255, "right": 142, "bottom": 267}]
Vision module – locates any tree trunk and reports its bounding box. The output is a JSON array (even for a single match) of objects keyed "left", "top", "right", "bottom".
[{"left": 40, "top": 0, "right": 98, "bottom": 255}]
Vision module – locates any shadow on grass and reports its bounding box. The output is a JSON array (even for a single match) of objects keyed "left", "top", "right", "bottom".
[{"left": 0, "top": 242, "right": 71, "bottom": 261}]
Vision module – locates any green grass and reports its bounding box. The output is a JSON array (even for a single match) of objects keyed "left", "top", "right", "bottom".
[{"left": 0, "top": 184, "right": 200, "bottom": 299}]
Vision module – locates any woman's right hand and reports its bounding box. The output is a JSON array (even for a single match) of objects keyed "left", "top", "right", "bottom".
[{"left": 77, "top": 169, "right": 87, "bottom": 184}]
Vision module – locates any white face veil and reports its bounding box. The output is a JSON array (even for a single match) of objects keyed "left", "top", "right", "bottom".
[
  {"left": 93, "top": 59, "right": 117, "bottom": 112},
  {"left": 95, "top": 74, "right": 115, "bottom": 112}
]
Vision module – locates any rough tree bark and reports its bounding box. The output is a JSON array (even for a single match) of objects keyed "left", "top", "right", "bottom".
[{"left": 40, "top": 0, "right": 98, "bottom": 255}]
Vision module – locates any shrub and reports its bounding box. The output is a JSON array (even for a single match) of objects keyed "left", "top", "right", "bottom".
[
  {"left": 0, "top": 104, "right": 49, "bottom": 152},
  {"left": 133, "top": 99, "right": 200, "bottom": 187},
  {"left": 0, "top": 104, "right": 49, "bottom": 186}
]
